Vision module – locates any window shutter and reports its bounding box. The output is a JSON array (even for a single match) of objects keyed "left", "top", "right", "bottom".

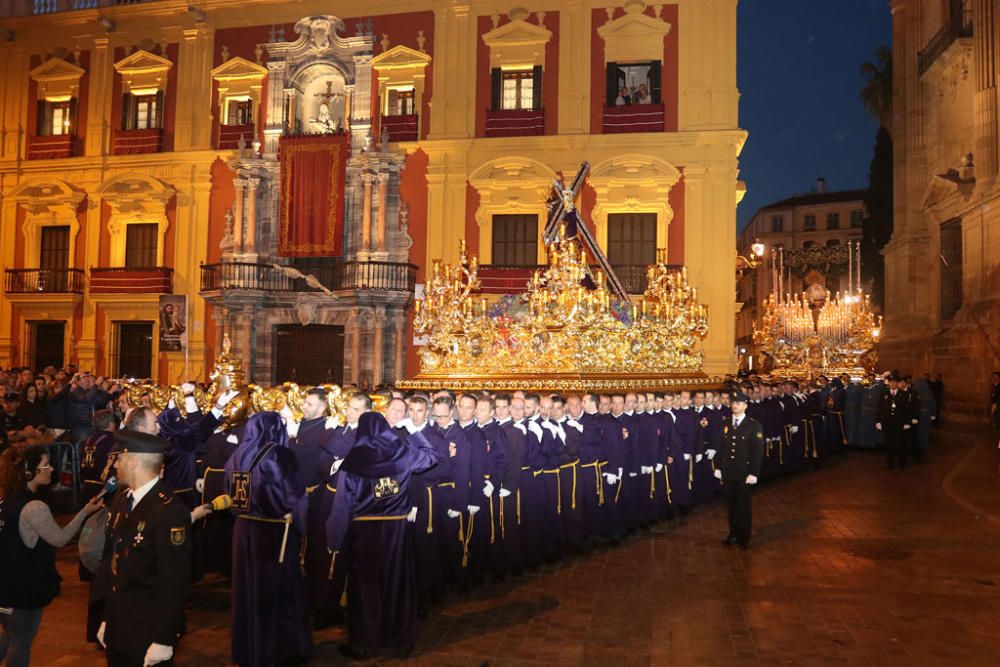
[
  {"left": 155, "top": 90, "right": 164, "bottom": 129},
  {"left": 491, "top": 68, "right": 502, "bottom": 111},
  {"left": 532, "top": 65, "right": 542, "bottom": 111},
  {"left": 36, "top": 100, "right": 49, "bottom": 137},
  {"left": 649, "top": 60, "right": 662, "bottom": 104},
  {"left": 226, "top": 99, "right": 236, "bottom": 125},
  {"left": 388, "top": 89, "right": 398, "bottom": 116},
  {"left": 606, "top": 62, "right": 618, "bottom": 106},
  {"left": 121, "top": 93, "right": 132, "bottom": 130},
  {"left": 68, "top": 97, "right": 78, "bottom": 136}
]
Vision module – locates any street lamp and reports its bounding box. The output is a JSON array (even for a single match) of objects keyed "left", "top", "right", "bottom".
[{"left": 737, "top": 239, "right": 766, "bottom": 277}]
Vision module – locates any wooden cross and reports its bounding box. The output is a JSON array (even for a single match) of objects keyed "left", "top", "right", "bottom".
[
  {"left": 314, "top": 80, "right": 340, "bottom": 105},
  {"left": 544, "top": 162, "right": 627, "bottom": 300}
]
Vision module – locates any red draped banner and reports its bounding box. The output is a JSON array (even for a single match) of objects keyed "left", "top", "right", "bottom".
[{"left": 278, "top": 133, "right": 349, "bottom": 257}]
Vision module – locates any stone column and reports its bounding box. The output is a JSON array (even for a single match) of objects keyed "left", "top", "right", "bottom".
[
  {"left": 348, "top": 309, "right": 362, "bottom": 386},
  {"left": 0, "top": 197, "right": 18, "bottom": 366},
  {"left": 0, "top": 45, "right": 28, "bottom": 160},
  {"left": 372, "top": 308, "right": 385, "bottom": 387},
  {"left": 263, "top": 61, "right": 287, "bottom": 157},
  {"left": 177, "top": 26, "right": 216, "bottom": 150},
  {"left": 232, "top": 178, "right": 245, "bottom": 253},
  {"left": 244, "top": 176, "right": 260, "bottom": 258},
  {"left": 974, "top": 0, "right": 998, "bottom": 178},
  {"left": 85, "top": 37, "right": 112, "bottom": 157},
  {"left": 361, "top": 172, "right": 375, "bottom": 255},
  {"left": 376, "top": 171, "right": 389, "bottom": 253}
]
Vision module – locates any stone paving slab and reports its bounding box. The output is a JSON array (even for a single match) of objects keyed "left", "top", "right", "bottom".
[{"left": 30, "top": 427, "right": 1000, "bottom": 666}]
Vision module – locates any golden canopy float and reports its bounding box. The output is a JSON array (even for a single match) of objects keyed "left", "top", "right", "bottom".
[
  {"left": 752, "top": 243, "right": 881, "bottom": 380},
  {"left": 397, "top": 225, "right": 713, "bottom": 393}
]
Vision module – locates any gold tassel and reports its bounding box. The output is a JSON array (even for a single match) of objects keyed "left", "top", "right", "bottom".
[
  {"left": 426, "top": 487, "right": 433, "bottom": 534},
  {"left": 488, "top": 494, "right": 495, "bottom": 545},
  {"left": 664, "top": 465, "right": 672, "bottom": 504}
]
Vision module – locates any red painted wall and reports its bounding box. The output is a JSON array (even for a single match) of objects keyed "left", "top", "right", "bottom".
[
  {"left": 207, "top": 158, "right": 236, "bottom": 265},
  {"left": 400, "top": 149, "right": 429, "bottom": 377},
  {"left": 590, "top": 5, "right": 679, "bottom": 133}
]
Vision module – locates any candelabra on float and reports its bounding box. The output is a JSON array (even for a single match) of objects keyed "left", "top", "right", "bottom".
[{"left": 752, "top": 241, "right": 881, "bottom": 378}]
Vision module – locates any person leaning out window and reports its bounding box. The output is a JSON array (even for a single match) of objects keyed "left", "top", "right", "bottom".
[{"left": 0, "top": 445, "right": 103, "bottom": 667}]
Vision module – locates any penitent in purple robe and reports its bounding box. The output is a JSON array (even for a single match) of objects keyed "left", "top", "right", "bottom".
[
  {"left": 327, "top": 412, "right": 440, "bottom": 658},
  {"left": 225, "top": 412, "right": 312, "bottom": 667}
]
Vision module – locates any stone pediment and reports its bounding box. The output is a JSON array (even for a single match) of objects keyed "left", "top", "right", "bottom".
[
  {"left": 211, "top": 57, "right": 267, "bottom": 83},
  {"left": 30, "top": 57, "right": 86, "bottom": 100},
  {"left": 266, "top": 15, "right": 373, "bottom": 61},
  {"left": 469, "top": 157, "right": 555, "bottom": 189},
  {"left": 590, "top": 154, "right": 681, "bottom": 188},
  {"left": 372, "top": 45, "right": 431, "bottom": 72},
  {"left": 598, "top": 1, "right": 671, "bottom": 63},
  {"left": 482, "top": 17, "right": 552, "bottom": 69},
  {"left": 921, "top": 171, "right": 974, "bottom": 210},
  {"left": 29, "top": 57, "right": 85, "bottom": 84},
  {"left": 482, "top": 19, "right": 552, "bottom": 49},
  {"left": 114, "top": 49, "right": 173, "bottom": 76}
]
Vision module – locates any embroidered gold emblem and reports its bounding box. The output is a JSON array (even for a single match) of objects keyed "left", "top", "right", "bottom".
[
  {"left": 373, "top": 477, "right": 401, "bottom": 499},
  {"left": 171, "top": 526, "right": 186, "bottom": 546},
  {"left": 231, "top": 472, "right": 251, "bottom": 510}
]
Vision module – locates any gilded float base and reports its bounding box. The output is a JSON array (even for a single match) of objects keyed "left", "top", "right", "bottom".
[{"left": 396, "top": 371, "right": 717, "bottom": 393}]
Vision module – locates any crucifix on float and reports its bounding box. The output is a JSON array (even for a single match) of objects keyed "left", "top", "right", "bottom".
[
  {"left": 309, "top": 81, "right": 342, "bottom": 133},
  {"left": 544, "top": 162, "right": 628, "bottom": 300}
]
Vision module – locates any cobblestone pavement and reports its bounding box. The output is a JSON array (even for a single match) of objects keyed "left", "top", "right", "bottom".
[{"left": 31, "top": 426, "right": 1000, "bottom": 666}]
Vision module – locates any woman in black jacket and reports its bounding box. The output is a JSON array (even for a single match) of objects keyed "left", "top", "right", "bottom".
[
  {"left": 0, "top": 445, "right": 103, "bottom": 666},
  {"left": 17, "top": 385, "right": 46, "bottom": 428}
]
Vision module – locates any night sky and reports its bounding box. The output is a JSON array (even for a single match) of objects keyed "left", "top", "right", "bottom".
[{"left": 736, "top": 0, "right": 892, "bottom": 231}]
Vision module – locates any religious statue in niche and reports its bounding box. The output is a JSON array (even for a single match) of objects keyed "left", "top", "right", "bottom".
[{"left": 309, "top": 103, "right": 336, "bottom": 133}]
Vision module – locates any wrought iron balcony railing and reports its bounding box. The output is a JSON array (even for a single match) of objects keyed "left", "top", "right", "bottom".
[
  {"left": 200, "top": 260, "right": 417, "bottom": 294},
  {"left": 3, "top": 0, "right": 155, "bottom": 18},
  {"left": 918, "top": 5, "right": 973, "bottom": 76},
  {"left": 5, "top": 268, "right": 85, "bottom": 294}
]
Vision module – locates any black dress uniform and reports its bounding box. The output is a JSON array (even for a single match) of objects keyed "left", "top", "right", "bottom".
[
  {"left": 876, "top": 379, "right": 913, "bottom": 469},
  {"left": 96, "top": 431, "right": 192, "bottom": 667},
  {"left": 719, "top": 398, "right": 764, "bottom": 549}
]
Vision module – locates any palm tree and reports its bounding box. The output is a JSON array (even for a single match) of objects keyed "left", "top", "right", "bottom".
[{"left": 860, "top": 46, "right": 892, "bottom": 132}]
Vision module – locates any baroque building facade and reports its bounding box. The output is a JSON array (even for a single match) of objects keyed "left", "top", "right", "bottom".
[
  {"left": 0, "top": 0, "right": 744, "bottom": 385},
  {"left": 884, "top": 0, "right": 1000, "bottom": 420}
]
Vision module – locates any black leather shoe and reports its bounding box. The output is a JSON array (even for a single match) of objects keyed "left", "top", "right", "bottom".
[
  {"left": 737, "top": 542, "right": 749, "bottom": 551},
  {"left": 722, "top": 535, "right": 737, "bottom": 546}
]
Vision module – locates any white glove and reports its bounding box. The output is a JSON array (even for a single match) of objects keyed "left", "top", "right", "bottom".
[
  {"left": 406, "top": 506, "right": 418, "bottom": 523},
  {"left": 216, "top": 389, "right": 239, "bottom": 408},
  {"left": 683, "top": 453, "right": 691, "bottom": 461},
  {"left": 195, "top": 478, "right": 204, "bottom": 494},
  {"left": 911, "top": 419, "right": 918, "bottom": 425},
  {"left": 706, "top": 449, "right": 716, "bottom": 460},
  {"left": 618, "top": 467, "right": 623, "bottom": 478},
  {"left": 167, "top": 397, "right": 177, "bottom": 410},
  {"left": 483, "top": 480, "right": 494, "bottom": 497},
  {"left": 640, "top": 465, "right": 653, "bottom": 475},
  {"left": 745, "top": 475, "right": 758, "bottom": 485},
  {"left": 467, "top": 505, "right": 480, "bottom": 516},
  {"left": 184, "top": 396, "right": 199, "bottom": 414},
  {"left": 144, "top": 643, "right": 174, "bottom": 666},
  {"left": 628, "top": 472, "right": 638, "bottom": 478},
  {"left": 903, "top": 425, "right": 911, "bottom": 430},
  {"left": 655, "top": 463, "right": 664, "bottom": 472},
  {"left": 603, "top": 473, "right": 618, "bottom": 485},
  {"left": 695, "top": 454, "right": 703, "bottom": 463},
  {"left": 325, "top": 415, "right": 341, "bottom": 430},
  {"left": 286, "top": 419, "right": 301, "bottom": 439},
  {"left": 790, "top": 426, "right": 799, "bottom": 434},
  {"left": 931, "top": 416, "right": 937, "bottom": 421},
  {"left": 875, "top": 423, "right": 882, "bottom": 431},
  {"left": 97, "top": 621, "right": 106, "bottom": 648},
  {"left": 329, "top": 458, "right": 343, "bottom": 476},
  {"left": 714, "top": 469, "right": 723, "bottom": 480},
  {"left": 447, "top": 509, "right": 461, "bottom": 519},
  {"left": 180, "top": 382, "right": 196, "bottom": 396},
  {"left": 499, "top": 487, "right": 511, "bottom": 498}
]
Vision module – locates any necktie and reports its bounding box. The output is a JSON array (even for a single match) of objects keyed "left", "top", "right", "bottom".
[{"left": 124, "top": 492, "right": 134, "bottom": 514}]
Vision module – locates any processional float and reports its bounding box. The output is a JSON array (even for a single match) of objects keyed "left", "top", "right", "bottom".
[
  {"left": 752, "top": 242, "right": 881, "bottom": 380},
  {"left": 397, "top": 162, "right": 714, "bottom": 393}
]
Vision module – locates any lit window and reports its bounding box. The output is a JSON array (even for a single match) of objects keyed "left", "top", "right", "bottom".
[
  {"left": 226, "top": 98, "right": 253, "bottom": 125},
  {"left": 386, "top": 88, "right": 416, "bottom": 116},
  {"left": 50, "top": 101, "right": 71, "bottom": 135},
  {"left": 501, "top": 70, "right": 533, "bottom": 111}
]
